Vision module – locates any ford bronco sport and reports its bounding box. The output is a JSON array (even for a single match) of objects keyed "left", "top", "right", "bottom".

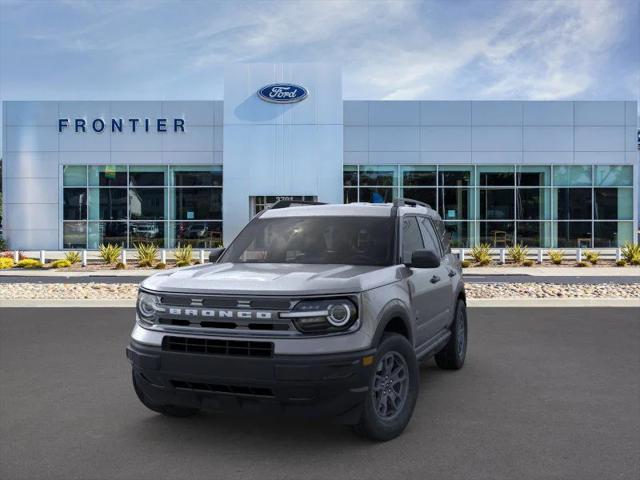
[{"left": 127, "top": 199, "right": 467, "bottom": 441}]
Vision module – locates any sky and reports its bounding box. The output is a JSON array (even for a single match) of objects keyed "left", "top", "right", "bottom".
[{"left": 0, "top": 0, "right": 638, "bottom": 149}]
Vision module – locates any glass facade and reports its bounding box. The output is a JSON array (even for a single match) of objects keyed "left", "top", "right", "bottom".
[
  {"left": 62, "top": 165, "right": 223, "bottom": 249},
  {"left": 343, "top": 164, "right": 634, "bottom": 248}
]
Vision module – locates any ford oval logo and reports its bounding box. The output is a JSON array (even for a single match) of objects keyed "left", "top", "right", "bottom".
[{"left": 257, "top": 83, "right": 308, "bottom": 104}]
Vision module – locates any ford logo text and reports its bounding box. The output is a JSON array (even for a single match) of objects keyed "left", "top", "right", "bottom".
[{"left": 257, "top": 83, "right": 308, "bottom": 104}]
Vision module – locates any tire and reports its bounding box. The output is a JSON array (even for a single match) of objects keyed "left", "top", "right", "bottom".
[
  {"left": 132, "top": 371, "right": 200, "bottom": 418},
  {"left": 435, "top": 299, "right": 467, "bottom": 370},
  {"left": 353, "top": 333, "right": 419, "bottom": 441}
]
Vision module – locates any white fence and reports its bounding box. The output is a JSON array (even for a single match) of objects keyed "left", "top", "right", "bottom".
[
  {"left": 7, "top": 249, "right": 214, "bottom": 266},
  {"left": 452, "top": 248, "right": 623, "bottom": 263}
]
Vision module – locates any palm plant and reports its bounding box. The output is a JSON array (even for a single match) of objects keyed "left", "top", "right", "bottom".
[
  {"left": 470, "top": 243, "right": 492, "bottom": 266},
  {"left": 548, "top": 250, "right": 564, "bottom": 265},
  {"left": 135, "top": 243, "right": 158, "bottom": 268},
  {"left": 65, "top": 251, "right": 81, "bottom": 265},
  {"left": 99, "top": 243, "right": 122, "bottom": 265},
  {"left": 621, "top": 242, "right": 640, "bottom": 266},
  {"left": 507, "top": 244, "right": 528, "bottom": 264},
  {"left": 174, "top": 244, "right": 193, "bottom": 267}
]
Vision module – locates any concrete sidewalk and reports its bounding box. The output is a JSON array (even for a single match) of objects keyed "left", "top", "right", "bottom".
[{"left": 1, "top": 265, "right": 638, "bottom": 278}]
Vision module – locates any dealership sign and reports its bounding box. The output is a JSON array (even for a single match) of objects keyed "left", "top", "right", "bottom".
[
  {"left": 257, "top": 84, "right": 308, "bottom": 103},
  {"left": 58, "top": 118, "right": 185, "bottom": 133}
]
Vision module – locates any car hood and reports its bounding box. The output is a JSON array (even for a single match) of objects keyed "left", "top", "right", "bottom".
[{"left": 141, "top": 262, "right": 400, "bottom": 296}]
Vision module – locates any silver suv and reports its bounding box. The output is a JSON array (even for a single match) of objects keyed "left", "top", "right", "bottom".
[{"left": 127, "top": 199, "right": 467, "bottom": 441}]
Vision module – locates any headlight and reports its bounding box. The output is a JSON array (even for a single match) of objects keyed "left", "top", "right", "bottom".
[
  {"left": 136, "top": 291, "right": 161, "bottom": 325},
  {"left": 282, "top": 298, "right": 358, "bottom": 334}
]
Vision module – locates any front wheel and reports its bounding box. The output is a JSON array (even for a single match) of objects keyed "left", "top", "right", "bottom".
[
  {"left": 353, "top": 333, "right": 419, "bottom": 441},
  {"left": 435, "top": 299, "right": 467, "bottom": 370}
]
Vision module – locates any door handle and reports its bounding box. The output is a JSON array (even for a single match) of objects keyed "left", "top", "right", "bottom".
[
  {"left": 448, "top": 268, "right": 457, "bottom": 278},
  {"left": 430, "top": 275, "right": 441, "bottom": 284}
]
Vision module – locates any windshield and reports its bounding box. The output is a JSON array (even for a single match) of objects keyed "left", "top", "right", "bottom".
[{"left": 221, "top": 216, "right": 396, "bottom": 266}]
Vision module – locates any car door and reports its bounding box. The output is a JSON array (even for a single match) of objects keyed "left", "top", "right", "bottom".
[
  {"left": 401, "top": 216, "right": 446, "bottom": 348},
  {"left": 417, "top": 216, "right": 454, "bottom": 335}
]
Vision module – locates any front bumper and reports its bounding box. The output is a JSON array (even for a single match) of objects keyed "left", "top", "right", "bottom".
[{"left": 126, "top": 340, "right": 376, "bottom": 423}]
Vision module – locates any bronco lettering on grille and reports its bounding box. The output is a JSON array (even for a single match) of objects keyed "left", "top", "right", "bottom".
[{"left": 165, "top": 308, "right": 273, "bottom": 320}]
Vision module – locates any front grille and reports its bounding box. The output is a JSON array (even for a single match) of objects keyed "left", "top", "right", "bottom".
[
  {"left": 162, "top": 336, "right": 274, "bottom": 357},
  {"left": 171, "top": 380, "right": 274, "bottom": 398}
]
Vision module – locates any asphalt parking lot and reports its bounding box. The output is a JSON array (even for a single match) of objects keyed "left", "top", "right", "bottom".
[{"left": 1, "top": 307, "right": 638, "bottom": 480}]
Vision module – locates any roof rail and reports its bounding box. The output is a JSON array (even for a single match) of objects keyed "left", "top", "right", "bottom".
[
  {"left": 393, "top": 198, "right": 432, "bottom": 209},
  {"left": 269, "top": 200, "right": 327, "bottom": 210}
]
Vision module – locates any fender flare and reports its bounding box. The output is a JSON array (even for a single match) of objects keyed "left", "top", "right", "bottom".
[{"left": 371, "top": 299, "right": 414, "bottom": 347}]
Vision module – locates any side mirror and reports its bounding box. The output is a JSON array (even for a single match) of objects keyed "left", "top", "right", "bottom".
[
  {"left": 408, "top": 249, "right": 440, "bottom": 269},
  {"left": 208, "top": 247, "right": 225, "bottom": 263}
]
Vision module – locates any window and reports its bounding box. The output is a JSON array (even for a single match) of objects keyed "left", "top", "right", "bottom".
[
  {"left": 402, "top": 217, "right": 424, "bottom": 263},
  {"left": 221, "top": 217, "right": 395, "bottom": 266},
  {"left": 418, "top": 217, "right": 441, "bottom": 256},
  {"left": 342, "top": 164, "right": 633, "bottom": 248},
  {"left": 62, "top": 165, "right": 222, "bottom": 248},
  {"left": 556, "top": 188, "right": 591, "bottom": 220}
]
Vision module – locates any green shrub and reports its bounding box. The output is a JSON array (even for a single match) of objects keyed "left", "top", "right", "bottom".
[
  {"left": 65, "top": 251, "right": 81, "bottom": 265},
  {"left": 135, "top": 243, "right": 158, "bottom": 268},
  {"left": 461, "top": 259, "right": 471, "bottom": 268},
  {"left": 17, "top": 258, "right": 43, "bottom": 269},
  {"left": 470, "top": 243, "right": 491, "bottom": 265},
  {"left": 51, "top": 259, "right": 71, "bottom": 269},
  {"left": 584, "top": 250, "right": 600, "bottom": 265},
  {"left": 507, "top": 244, "right": 528, "bottom": 264},
  {"left": 0, "top": 237, "right": 6, "bottom": 251},
  {"left": 174, "top": 244, "right": 193, "bottom": 267},
  {"left": 115, "top": 262, "right": 127, "bottom": 270},
  {"left": 576, "top": 260, "right": 589, "bottom": 268},
  {"left": 0, "top": 257, "right": 15, "bottom": 269},
  {"left": 615, "top": 259, "right": 627, "bottom": 267},
  {"left": 548, "top": 250, "right": 564, "bottom": 265},
  {"left": 99, "top": 243, "right": 122, "bottom": 264},
  {"left": 522, "top": 259, "right": 534, "bottom": 267},
  {"left": 621, "top": 242, "right": 640, "bottom": 266},
  {"left": 154, "top": 262, "right": 167, "bottom": 269}
]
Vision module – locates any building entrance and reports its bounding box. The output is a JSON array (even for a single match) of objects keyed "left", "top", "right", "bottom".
[{"left": 250, "top": 196, "right": 317, "bottom": 216}]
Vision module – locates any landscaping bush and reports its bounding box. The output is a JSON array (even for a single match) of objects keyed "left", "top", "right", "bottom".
[
  {"left": 154, "top": 262, "right": 167, "bottom": 269},
  {"left": 115, "top": 261, "right": 127, "bottom": 270},
  {"left": 99, "top": 243, "right": 122, "bottom": 264},
  {"left": 507, "top": 244, "right": 528, "bottom": 264},
  {"left": 65, "top": 251, "right": 81, "bottom": 265},
  {"left": 17, "top": 258, "right": 43, "bottom": 269},
  {"left": 548, "top": 250, "right": 564, "bottom": 265},
  {"left": 522, "top": 259, "right": 534, "bottom": 267},
  {"left": 576, "top": 260, "right": 589, "bottom": 268},
  {"left": 0, "top": 257, "right": 15, "bottom": 269},
  {"left": 135, "top": 243, "right": 158, "bottom": 268},
  {"left": 621, "top": 242, "right": 640, "bottom": 266},
  {"left": 460, "top": 259, "right": 470, "bottom": 268},
  {"left": 0, "top": 237, "right": 6, "bottom": 251},
  {"left": 174, "top": 244, "right": 194, "bottom": 267},
  {"left": 616, "top": 259, "right": 627, "bottom": 267},
  {"left": 470, "top": 243, "right": 491, "bottom": 265},
  {"left": 584, "top": 250, "right": 600, "bottom": 265},
  {"left": 51, "top": 259, "right": 71, "bottom": 269}
]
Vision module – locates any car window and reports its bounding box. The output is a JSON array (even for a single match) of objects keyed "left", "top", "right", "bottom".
[
  {"left": 402, "top": 216, "right": 424, "bottom": 263},
  {"left": 221, "top": 216, "right": 396, "bottom": 266},
  {"left": 434, "top": 218, "right": 450, "bottom": 252},
  {"left": 418, "top": 217, "right": 442, "bottom": 257}
]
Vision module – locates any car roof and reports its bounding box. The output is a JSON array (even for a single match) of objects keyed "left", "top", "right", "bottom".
[{"left": 260, "top": 202, "right": 441, "bottom": 220}]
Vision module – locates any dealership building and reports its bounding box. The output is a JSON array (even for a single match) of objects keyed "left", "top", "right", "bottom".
[{"left": 1, "top": 63, "right": 638, "bottom": 250}]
